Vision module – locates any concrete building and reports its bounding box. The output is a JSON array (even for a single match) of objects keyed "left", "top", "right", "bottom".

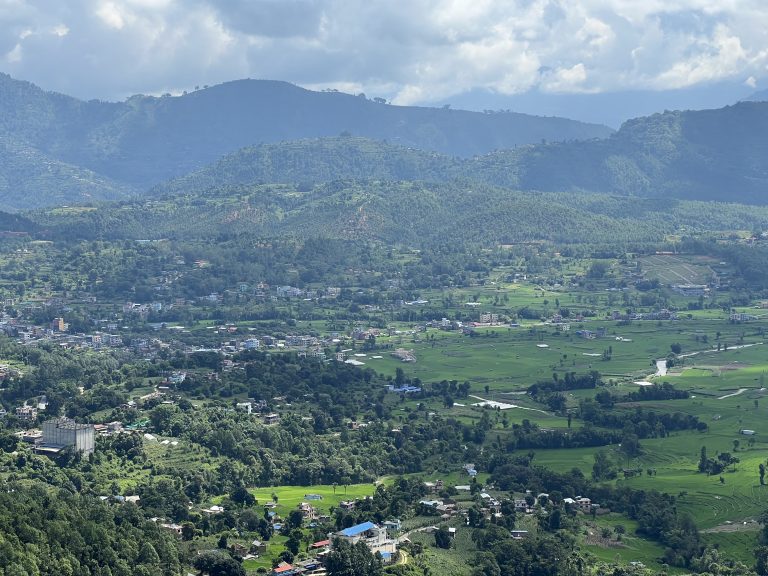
[
  {"left": 332, "top": 521, "right": 396, "bottom": 555},
  {"left": 39, "top": 418, "right": 95, "bottom": 456}
]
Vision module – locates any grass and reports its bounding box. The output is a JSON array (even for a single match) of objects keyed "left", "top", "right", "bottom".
[
  {"left": 581, "top": 514, "right": 684, "bottom": 574},
  {"left": 245, "top": 482, "right": 380, "bottom": 517},
  {"left": 407, "top": 527, "right": 475, "bottom": 576}
]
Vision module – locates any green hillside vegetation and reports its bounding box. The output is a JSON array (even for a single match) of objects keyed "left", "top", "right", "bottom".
[
  {"left": 0, "top": 480, "right": 183, "bottom": 575},
  {"left": 4, "top": 70, "right": 768, "bottom": 210},
  {"left": 0, "top": 73, "right": 610, "bottom": 206},
  {"left": 34, "top": 180, "right": 768, "bottom": 247},
  {"left": 157, "top": 101, "right": 768, "bottom": 207},
  {"left": 490, "top": 102, "right": 768, "bottom": 203},
  {"left": 0, "top": 136, "right": 132, "bottom": 212}
]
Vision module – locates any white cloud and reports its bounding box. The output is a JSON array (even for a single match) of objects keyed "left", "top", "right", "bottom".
[
  {"left": 0, "top": 0, "right": 766, "bottom": 103},
  {"left": 5, "top": 42, "right": 21, "bottom": 62},
  {"left": 95, "top": 2, "right": 128, "bottom": 30}
]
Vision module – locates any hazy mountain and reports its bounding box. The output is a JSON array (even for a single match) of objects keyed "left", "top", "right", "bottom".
[
  {"left": 428, "top": 82, "right": 755, "bottom": 128},
  {"left": 5, "top": 71, "right": 767, "bottom": 211},
  {"left": 0, "top": 73, "right": 611, "bottom": 206},
  {"left": 496, "top": 102, "right": 768, "bottom": 203},
  {"left": 743, "top": 89, "right": 768, "bottom": 102},
  {"left": 153, "top": 137, "right": 462, "bottom": 195},
  {"left": 159, "top": 101, "right": 768, "bottom": 205},
  {"left": 0, "top": 136, "right": 132, "bottom": 212}
]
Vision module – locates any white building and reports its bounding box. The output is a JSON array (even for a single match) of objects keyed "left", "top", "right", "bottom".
[
  {"left": 39, "top": 418, "right": 95, "bottom": 455},
  {"left": 333, "top": 521, "right": 396, "bottom": 555}
]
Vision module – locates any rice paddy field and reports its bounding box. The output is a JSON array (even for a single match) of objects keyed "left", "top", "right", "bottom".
[{"left": 369, "top": 302, "right": 768, "bottom": 565}]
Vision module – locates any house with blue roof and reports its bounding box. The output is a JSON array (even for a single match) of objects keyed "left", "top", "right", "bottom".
[{"left": 332, "top": 521, "right": 396, "bottom": 556}]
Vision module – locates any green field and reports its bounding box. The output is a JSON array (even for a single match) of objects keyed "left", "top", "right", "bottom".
[{"left": 247, "top": 482, "right": 380, "bottom": 517}]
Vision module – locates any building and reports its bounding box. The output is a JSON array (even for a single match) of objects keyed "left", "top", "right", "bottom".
[
  {"left": 671, "top": 284, "right": 709, "bottom": 297},
  {"left": 15, "top": 405, "right": 38, "bottom": 421},
  {"left": 730, "top": 313, "right": 758, "bottom": 322},
  {"left": 263, "top": 413, "right": 280, "bottom": 425},
  {"left": 333, "top": 521, "right": 396, "bottom": 555},
  {"left": 38, "top": 417, "right": 95, "bottom": 455},
  {"left": 479, "top": 312, "right": 499, "bottom": 324}
]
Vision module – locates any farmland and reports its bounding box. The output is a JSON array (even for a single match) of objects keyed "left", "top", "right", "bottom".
[{"left": 3, "top": 230, "right": 768, "bottom": 575}]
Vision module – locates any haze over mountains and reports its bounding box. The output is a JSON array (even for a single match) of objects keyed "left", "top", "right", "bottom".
[
  {"left": 160, "top": 101, "right": 768, "bottom": 205},
  {"left": 1, "top": 73, "right": 768, "bottom": 212},
  {"left": 0, "top": 73, "right": 608, "bottom": 210}
]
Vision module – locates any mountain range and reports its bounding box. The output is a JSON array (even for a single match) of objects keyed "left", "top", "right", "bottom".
[
  {"left": 2, "top": 73, "right": 768, "bottom": 212},
  {"left": 0, "top": 73, "right": 610, "bottom": 211},
  {"left": 159, "top": 101, "right": 768, "bottom": 205}
]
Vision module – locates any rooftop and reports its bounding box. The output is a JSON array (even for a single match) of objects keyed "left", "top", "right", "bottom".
[{"left": 339, "top": 521, "right": 376, "bottom": 537}]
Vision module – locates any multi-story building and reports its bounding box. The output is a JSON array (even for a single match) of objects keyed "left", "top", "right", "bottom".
[{"left": 39, "top": 418, "right": 95, "bottom": 456}]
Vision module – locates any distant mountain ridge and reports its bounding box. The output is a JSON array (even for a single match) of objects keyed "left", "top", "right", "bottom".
[
  {"left": 4, "top": 72, "right": 768, "bottom": 210},
  {"left": 744, "top": 89, "right": 768, "bottom": 102},
  {"left": 158, "top": 101, "right": 768, "bottom": 205},
  {"left": 0, "top": 73, "right": 612, "bottom": 210}
]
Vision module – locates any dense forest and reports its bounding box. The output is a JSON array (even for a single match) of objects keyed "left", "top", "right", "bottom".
[
  {"left": 0, "top": 73, "right": 610, "bottom": 210},
  {"left": 27, "top": 182, "right": 768, "bottom": 248}
]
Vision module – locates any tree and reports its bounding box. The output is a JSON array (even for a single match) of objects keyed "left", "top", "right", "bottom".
[
  {"left": 756, "top": 545, "right": 768, "bottom": 575},
  {"left": 287, "top": 509, "right": 304, "bottom": 530},
  {"left": 231, "top": 485, "right": 255, "bottom": 507},
  {"left": 621, "top": 432, "right": 642, "bottom": 458},
  {"left": 698, "top": 446, "right": 708, "bottom": 473},
  {"left": 761, "top": 463, "right": 766, "bottom": 486},
  {"left": 137, "top": 542, "right": 160, "bottom": 565},
  {"left": 286, "top": 529, "right": 303, "bottom": 555},
  {"left": 326, "top": 538, "right": 383, "bottom": 576},
  {"left": 435, "top": 525, "right": 452, "bottom": 549},
  {"left": 592, "top": 450, "right": 615, "bottom": 481},
  {"left": 181, "top": 521, "right": 196, "bottom": 541},
  {"left": 192, "top": 551, "right": 246, "bottom": 576}
]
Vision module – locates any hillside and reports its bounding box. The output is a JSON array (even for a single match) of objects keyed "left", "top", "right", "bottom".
[
  {"left": 33, "top": 180, "right": 768, "bottom": 247},
  {"left": 494, "top": 102, "right": 768, "bottom": 202},
  {"left": 159, "top": 102, "right": 768, "bottom": 205},
  {"left": 0, "top": 136, "right": 132, "bottom": 212},
  {"left": 5, "top": 71, "right": 768, "bottom": 209},
  {"left": 0, "top": 73, "right": 611, "bottom": 208}
]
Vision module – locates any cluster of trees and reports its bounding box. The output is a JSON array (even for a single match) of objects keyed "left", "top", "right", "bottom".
[
  {"left": 698, "top": 446, "right": 740, "bottom": 476},
  {"left": 505, "top": 419, "right": 621, "bottom": 451},
  {"left": 579, "top": 399, "right": 706, "bottom": 437},
  {"left": 0, "top": 480, "right": 183, "bottom": 576},
  {"left": 488, "top": 453, "right": 710, "bottom": 570},
  {"left": 617, "top": 382, "right": 690, "bottom": 402}
]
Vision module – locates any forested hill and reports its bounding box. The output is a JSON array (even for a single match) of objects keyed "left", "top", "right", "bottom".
[
  {"left": 481, "top": 101, "right": 768, "bottom": 203},
  {"left": 158, "top": 101, "right": 768, "bottom": 205},
  {"left": 0, "top": 73, "right": 610, "bottom": 207},
  {"left": 33, "top": 181, "right": 768, "bottom": 247},
  {"left": 153, "top": 137, "right": 463, "bottom": 195}
]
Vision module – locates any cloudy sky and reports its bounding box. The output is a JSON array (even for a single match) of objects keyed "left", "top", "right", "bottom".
[{"left": 1, "top": 0, "right": 766, "bottom": 110}]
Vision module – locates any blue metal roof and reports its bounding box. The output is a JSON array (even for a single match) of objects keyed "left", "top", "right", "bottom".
[{"left": 340, "top": 521, "right": 376, "bottom": 537}]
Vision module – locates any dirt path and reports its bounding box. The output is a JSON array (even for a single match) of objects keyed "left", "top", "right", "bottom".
[
  {"left": 647, "top": 342, "right": 766, "bottom": 381},
  {"left": 717, "top": 388, "right": 748, "bottom": 400},
  {"left": 702, "top": 521, "right": 760, "bottom": 533},
  {"left": 469, "top": 395, "right": 550, "bottom": 414}
]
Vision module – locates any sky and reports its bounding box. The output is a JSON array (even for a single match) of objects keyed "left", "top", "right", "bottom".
[{"left": 1, "top": 0, "right": 766, "bottom": 123}]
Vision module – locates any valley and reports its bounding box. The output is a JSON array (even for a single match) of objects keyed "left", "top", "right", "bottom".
[{"left": 1, "top": 74, "right": 768, "bottom": 576}]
